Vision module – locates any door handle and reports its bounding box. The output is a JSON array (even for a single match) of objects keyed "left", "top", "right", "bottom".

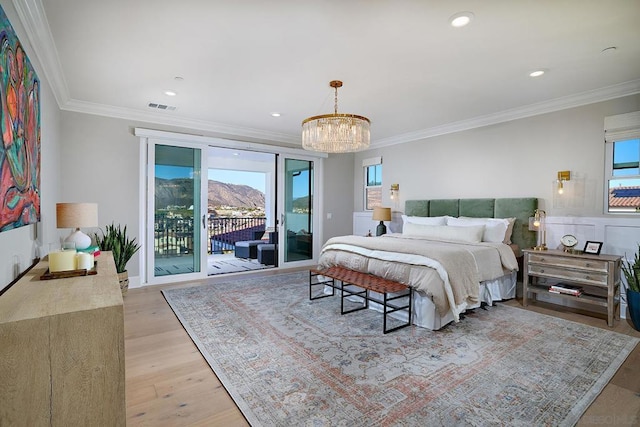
[{"left": 202, "top": 214, "right": 207, "bottom": 229}]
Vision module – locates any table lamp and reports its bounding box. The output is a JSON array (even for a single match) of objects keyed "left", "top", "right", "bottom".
[
  {"left": 372, "top": 207, "right": 392, "bottom": 236},
  {"left": 56, "top": 203, "right": 98, "bottom": 250}
]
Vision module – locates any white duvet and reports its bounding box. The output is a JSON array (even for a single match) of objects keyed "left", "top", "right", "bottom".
[{"left": 318, "top": 234, "right": 518, "bottom": 322}]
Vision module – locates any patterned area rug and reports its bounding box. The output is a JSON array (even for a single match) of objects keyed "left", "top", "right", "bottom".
[{"left": 163, "top": 272, "right": 638, "bottom": 426}]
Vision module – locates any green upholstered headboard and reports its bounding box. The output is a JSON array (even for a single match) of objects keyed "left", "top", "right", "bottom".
[{"left": 404, "top": 197, "right": 538, "bottom": 251}]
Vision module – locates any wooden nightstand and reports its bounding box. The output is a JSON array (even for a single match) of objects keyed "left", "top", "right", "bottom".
[{"left": 522, "top": 249, "right": 622, "bottom": 327}]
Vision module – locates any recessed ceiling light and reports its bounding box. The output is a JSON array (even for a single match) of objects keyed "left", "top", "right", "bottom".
[
  {"left": 449, "top": 12, "right": 474, "bottom": 28},
  {"left": 529, "top": 70, "right": 546, "bottom": 77},
  {"left": 271, "top": 112, "right": 281, "bottom": 117},
  {"left": 164, "top": 90, "right": 177, "bottom": 96}
]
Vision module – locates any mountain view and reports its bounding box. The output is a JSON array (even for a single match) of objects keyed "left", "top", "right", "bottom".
[{"left": 155, "top": 178, "right": 265, "bottom": 210}]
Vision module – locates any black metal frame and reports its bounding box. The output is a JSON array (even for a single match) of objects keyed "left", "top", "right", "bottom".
[
  {"left": 309, "top": 270, "right": 336, "bottom": 300},
  {"left": 309, "top": 270, "right": 412, "bottom": 334},
  {"left": 340, "top": 284, "right": 412, "bottom": 334}
]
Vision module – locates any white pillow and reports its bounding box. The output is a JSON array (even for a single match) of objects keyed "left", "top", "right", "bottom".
[
  {"left": 447, "top": 217, "right": 509, "bottom": 243},
  {"left": 402, "top": 223, "right": 485, "bottom": 243},
  {"left": 503, "top": 217, "right": 516, "bottom": 244},
  {"left": 401, "top": 215, "right": 447, "bottom": 226}
]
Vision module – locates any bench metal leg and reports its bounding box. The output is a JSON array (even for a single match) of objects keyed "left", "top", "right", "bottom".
[
  {"left": 341, "top": 284, "right": 368, "bottom": 314},
  {"left": 383, "top": 289, "right": 412, "bottom": 334},
  {"left": 309, "top": 270, "right": 336, "bottom": 300}
]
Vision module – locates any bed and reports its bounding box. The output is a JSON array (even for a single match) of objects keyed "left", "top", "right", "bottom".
[{"left": 317, "top": 198, "right": 538, "bottom": 330}]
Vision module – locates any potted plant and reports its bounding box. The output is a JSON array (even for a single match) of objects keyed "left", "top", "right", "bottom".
[
  {"left": 95, "top": 223, "right": 141, "bottom": 295},
  {"left": 621, "top": 243, "right": 640, "bottom": 331}
]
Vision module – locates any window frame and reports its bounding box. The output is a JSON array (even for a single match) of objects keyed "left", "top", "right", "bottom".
[
  {"left": 363, "top": 157, "right": 382, "bottom": 211},
  {"left": 604, "top": 111, "right": 640, "bottom": 214}
]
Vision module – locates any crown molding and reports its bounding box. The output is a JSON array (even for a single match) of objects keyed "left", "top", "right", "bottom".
[
  {"left": 63, "top": 99, "right": 301, "bottom": 146},
  {"left": 12, "top": 0, "right": 70, "bottom": 107},
  {"left": 371, "top": 79, "right": 640, "bottom": 149},
  {"left": 13, "top": 0, "right": 640, "bottom": 150}
]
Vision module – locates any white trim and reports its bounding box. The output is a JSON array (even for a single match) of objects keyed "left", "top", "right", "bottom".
[
  {"left": 14, "top": 0, "right": 640, "bottom": 149},
  {"left": 12, "top": 0, "right": 70, "bottom": 106},
  {"left": 603, "top": 111, "right": 640, "bottom": 214},
  {"left": 604, "top": 111, "right": 640, "bottom": 142},
  {"left": 362, "top": 156, "right": 382, "bottom": 167},
  {"left": 135, "top": 128, "right": 327, "bottom": 158},
  {"left": 372, "top": 80, "right": 640, "bottom": 148},
  {"left": 138, "top": 136, "right": 147, "bottom": 284},
  {"left": 605, "top": 111, "right": 640, "bottom": 131},
  {"left": 70, "top": 100, "right": 302, "bottom": 146}
]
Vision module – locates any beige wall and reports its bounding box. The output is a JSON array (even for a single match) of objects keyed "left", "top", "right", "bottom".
[
  {"left": 1, "top": 0, "right": 636, "bottom": 289},
  {"left": 322, "top": 152, "right": 355, "bottom": 239},
  {"left": 58, "top": 112, "right": 141, "bottom": 275},
  {"left": 55, "top": 112, "right": 355, "bottom": 280},
  {"left": 354, "top": 94, "right": 640, "bottom": 216},
  {"left": 0, "top": 0, "right": 61, "bottom": 289}
]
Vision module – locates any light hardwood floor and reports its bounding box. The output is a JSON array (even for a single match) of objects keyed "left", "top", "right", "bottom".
[{"left": 125, "top": 275, "right": 640, "bottom": 426}]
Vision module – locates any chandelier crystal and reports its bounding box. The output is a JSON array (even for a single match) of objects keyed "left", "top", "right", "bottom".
[{"left": 302, "top": 80, "right": 370, "bottom": 153}]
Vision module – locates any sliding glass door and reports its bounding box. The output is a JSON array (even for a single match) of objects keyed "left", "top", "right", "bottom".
[
  {"left": 146, "top": 141, "right": 207, "bottom": 284},
  {"left": 279, "top": 156, "right": 317, "bottom": 265},
  {"left": 138, "top": 128, "right": 325, "bottom": 284}
]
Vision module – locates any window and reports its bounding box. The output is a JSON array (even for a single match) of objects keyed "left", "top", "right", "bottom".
[
  {"left": 363, "top": 157, "right": 382, "bottom": 210},
  {"left": 604, "top": 111, "right": 640, "bottom": 213}
]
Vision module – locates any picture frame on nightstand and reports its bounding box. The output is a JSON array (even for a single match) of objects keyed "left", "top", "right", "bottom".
[{"left": 583, "top": 241, "right": 603, "bottom": 255}]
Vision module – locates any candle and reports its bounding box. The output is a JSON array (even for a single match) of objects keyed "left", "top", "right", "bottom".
[
  {"left": 49, "top": 250, "right": 77, "bottom": 272},
  {"left": 76, "top": 253, "right": 92, "bottom": 270}
]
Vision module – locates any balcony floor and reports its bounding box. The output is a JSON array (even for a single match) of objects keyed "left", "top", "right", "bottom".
[{"left": 154, "top": 253, "right": 274, "bottom": 277}]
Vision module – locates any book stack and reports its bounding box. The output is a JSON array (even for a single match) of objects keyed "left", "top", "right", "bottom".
[{"left": 549, "top": 283, "right": 583, "bottom": 296}]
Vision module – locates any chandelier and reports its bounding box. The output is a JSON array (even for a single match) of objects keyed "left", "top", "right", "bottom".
[{"left": 302, "top": 80, "right": 370, "bottom": 153}]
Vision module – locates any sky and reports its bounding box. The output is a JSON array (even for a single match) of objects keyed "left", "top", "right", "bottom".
[
  {"left": 155, "top": 166, "right": 267, "bottom": 193},
  {"left": 611, "top": 138, "right": 640, "bottom": 187},
  {"left": 155, "top": 166, "right": 312, "bottom": 198},
  {"left": 208, "top": 170, "right": 266, "bottom": 193}
]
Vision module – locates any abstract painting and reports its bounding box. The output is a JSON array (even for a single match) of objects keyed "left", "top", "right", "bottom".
[{"left": 0, "top": 4, "right": 40, "bottom": 232}]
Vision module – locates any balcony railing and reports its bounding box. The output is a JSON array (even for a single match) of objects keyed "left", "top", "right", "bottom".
[{"left": 154, "top": 213, "right": 266, "bottom": 256}]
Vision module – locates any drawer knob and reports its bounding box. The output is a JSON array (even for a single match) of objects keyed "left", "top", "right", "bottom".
[
  {"left": 540, "top": 269, "right": 545, "bottom": 273},
  {"left": 586, "top": 263, "right": 591, "bottom": 267}
]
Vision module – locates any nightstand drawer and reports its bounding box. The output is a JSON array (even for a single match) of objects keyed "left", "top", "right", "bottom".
[
  {"left": 528, "top": 264, "right": 608, "bottom": 286},
  {"left": 528, "top": 253, "right": 608, "bottom": 272}
]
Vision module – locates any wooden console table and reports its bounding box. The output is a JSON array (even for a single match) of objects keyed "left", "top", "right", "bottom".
[{"left": 0, "top": 252, "right": 125, "bottom": 426}]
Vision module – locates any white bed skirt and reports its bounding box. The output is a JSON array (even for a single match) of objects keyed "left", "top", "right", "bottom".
[{"left": 327, "top": 271, "right": 517, "bottom": 331}]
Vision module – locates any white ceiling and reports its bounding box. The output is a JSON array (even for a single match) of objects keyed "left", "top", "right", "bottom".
[{"left": 15, "top": 0, "right": 640, "bottom": 148}]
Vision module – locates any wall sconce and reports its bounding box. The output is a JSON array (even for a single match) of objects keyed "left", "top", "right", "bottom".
[
  {"left": 390, "top": 184, "right": 399, "bottom": 200},
  {"left": 389, "top": 184, "right": 400, "bottom": 203},
  {"left": 530, "top": 209, "right": 547, "bottom": 251},
  {"left": 556, "top": 171, "right": 571, "bottom": 194},
  {"left": 389, "top": 184, "right": 400, "bottom": 210}
]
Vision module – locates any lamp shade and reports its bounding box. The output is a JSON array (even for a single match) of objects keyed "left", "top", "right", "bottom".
[
  {"left": 372, "top": 207, "right": 392, "bottom": 222},
  {"left": 56, "top": 203, "right": 98, "bottom": 228},
  {"left": 56, "top": 203, "right": 98, "bottom": 250}
]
